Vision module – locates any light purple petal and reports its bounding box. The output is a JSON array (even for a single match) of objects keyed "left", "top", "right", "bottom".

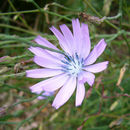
[
  {"left": 84, "top": 61, "right": 109, "bottom": 73},
  {"left": 50, "top": 26, "right": 71, "bottom": 54},
  {"left": 81, "top": 23, "right": 91, "bottom": 59},
  {"left": 33, "top": 56, "right": 63, "bottom": 69},
  {"left": 52, "top": 76, "right": 76, "bottom": 109},
  {"left": 75, "top": 82, "right": 85, "bottom": 107},
  {"left": 37, "top": 91, "right": 54, "bottom": 100},
  {"left": 29, "top": 46, "right": 44, "bottom": 57},
  {"left": 78, "top": 71, "right": 95, "bottom": 86},
  {"left": 34, "top": 35, "right": 62, "bottom": 58},
  {"left": 95, "top": 39, "right": 107, "bottom": 58},
  {"left": 37, "top": 96, "right": 45, "bottom": 100},
  {"left": 60, "top": 24, "right": 74, "bottom": 55},
  {"left": 34, "top": 35, "right": 58, "bottom": 50},
  {"left": 26, "top": 68, "right": 63, "bottom": 78},
  {"left": 29, "top": 46, "right": 54, "bottom": 58},
  {"left": 84, "top": 39, "right": 107, "bottom": 65},
  {"left": 29, "top": 46, "right": 63, "bottom": 61},
  {"left": 84, "top": 46, "right": 97, "bottom": 65},
  {"left": 72, "top": 19, "right": 82, "bottom": 56},
  {"left": 30, "top": 73, "right": 69, "bottom": 93}
]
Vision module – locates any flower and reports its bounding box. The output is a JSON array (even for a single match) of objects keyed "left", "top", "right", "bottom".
[
  {"left": 36, "top": 91, "right": 54, "bottom": 100},
  {"left": 26, "top": 19, "right": 108, "bottom": 109}
]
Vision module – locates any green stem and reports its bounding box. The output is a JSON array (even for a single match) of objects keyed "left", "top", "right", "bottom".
[
  {"left": 94, "top": 87, "right": 101, "bottom": 96},
  {"left": 119, "top": 0, "right": 123, "bottom": 29},
  {"left": 122, "top": 34, "right": 130, "bottom": 56},
  {"left": 11, "top": 94, "right": 42, "bottom": 107},
  {"left": 4, "top": 84, "right": 31, "bottom": 94},
  {"left": 8, "top": 0, "right": 32, "bottom": 30},
  {"left": 1, "top": 72, "right": 26, "bottom": 79},
  {"left": 0, "top": 121, "right": 18, "bottom": 125},
  {"left": 0, "top": 34, "right": 64, "bottom": 55},
  {"left": 106, "top": 30, "right": 124, "bottom": 43},
  {"left": 12, "top": 54, "right": 29, "bottom": 60},
  {"left": 105, "top": 13, "right": 121, "bottom": 20},
  {"left": 84, "top": 0, "right": 119, "bottom": 30},
  {"left": 0, "top": 44, "right": 28, "bottom": 48},
  {"left": 30, "top": 0, "right": 43, "bottom": 13},
  {"left": 45, "top": 2, "right": 79, "bottom": 12},
  {"left": 0, "top": 24, "right": 39, "bottom": 35},
  {"left": 0, "top": 9, "right": 39, "bottom": 15},
  {"left": 54, "top": 2, "right": 78, "bottom": 11},
  {"left": 0, "top": 40, "right": 17, "bottom": 46},
  {"left": 31, "top": 0, "right": 71, "bottom": 21},
  {"left": 0, "top": 9, "right": 71, "bottom": 22}
]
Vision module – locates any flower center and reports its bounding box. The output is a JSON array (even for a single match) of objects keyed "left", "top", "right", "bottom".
[{"left": 61, "top": 53, "right": 84, "bottom": 76}]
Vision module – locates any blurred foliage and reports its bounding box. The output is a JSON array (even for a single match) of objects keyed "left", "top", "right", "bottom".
[{"left": 0, "top": 0, "right": 130, "bottom": 130}]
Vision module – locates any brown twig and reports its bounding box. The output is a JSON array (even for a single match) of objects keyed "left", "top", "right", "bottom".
[{"left": 14, "top": 58, "right": 33, "bottom": 73}]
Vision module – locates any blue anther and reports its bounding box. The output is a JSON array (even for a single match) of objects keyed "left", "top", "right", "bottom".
[
  {"left": 64, "top": 56, "right": 70, "bottom": 62},
  {"left": 67, "top": 55, "right": 73, "bottom": 61},
  {"left": 75, "top": 53, "right": 79, "bottom": 60},
  {"left": 81, "top": 58, "right": 84, "bottom": 63},
  {"left": 61, "top": 60, "right": 70, "bottom": 65}
]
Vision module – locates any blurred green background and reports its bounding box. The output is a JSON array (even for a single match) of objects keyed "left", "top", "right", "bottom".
[{"left": 0, "top": 0, "right": 130, "bottom": 130}]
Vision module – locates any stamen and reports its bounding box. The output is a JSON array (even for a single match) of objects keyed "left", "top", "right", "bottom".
[
  {"left": 61, "top": 53, "right": 83, "bottom": 76},
  {"left": 61, "top": 60, "right": 70, "bottom": 65},
  {"left": 75, "top": 53, "right": 79, "bottom": 60}
]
